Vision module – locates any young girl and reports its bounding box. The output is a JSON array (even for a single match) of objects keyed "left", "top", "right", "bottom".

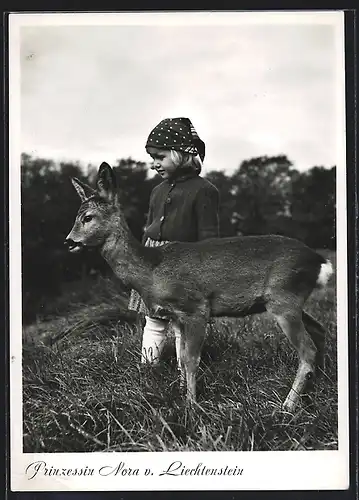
[{"left": 128, "top": 117, "right": 220, "bottom": 365}]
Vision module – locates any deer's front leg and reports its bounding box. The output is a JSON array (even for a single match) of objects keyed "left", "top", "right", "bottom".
[
  {"left": 179, "top": 316, "right": 207, "bottom": 403},
  {"left": 173, "top": 321, "right": 186, "bottom": 391}
]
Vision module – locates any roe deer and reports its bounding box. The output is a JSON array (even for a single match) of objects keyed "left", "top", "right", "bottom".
[{"left": 65, "top": 162, "right": 333, "bottom": 412}]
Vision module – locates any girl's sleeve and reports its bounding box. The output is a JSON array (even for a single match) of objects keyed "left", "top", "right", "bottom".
[
  {"left": 142, "top": 191, "right": 154, "bottom": 244},
  {"left": 195, "top": 184, "right": 220, "bottom": 240}
]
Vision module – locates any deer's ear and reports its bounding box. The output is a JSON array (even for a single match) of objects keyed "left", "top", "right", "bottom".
[
  {"left": 71, "top": 177, "right": 96, "bottom": 202},
  {"left": 96, "top": 162, "right": 117, "bottom": 202}
]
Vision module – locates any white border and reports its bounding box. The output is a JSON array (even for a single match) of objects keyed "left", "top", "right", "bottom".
[{"left": 9, "top": 11, "right": 349, "bottom": 492}]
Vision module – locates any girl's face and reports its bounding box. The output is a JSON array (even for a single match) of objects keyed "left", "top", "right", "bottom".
[{"left": 147, "top": 147, "right": 177, "bottom": 179}]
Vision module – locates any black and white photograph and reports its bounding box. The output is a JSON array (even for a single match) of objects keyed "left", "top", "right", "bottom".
[{"left": 9, "top": 11, "right": 349, "bottom": 492}]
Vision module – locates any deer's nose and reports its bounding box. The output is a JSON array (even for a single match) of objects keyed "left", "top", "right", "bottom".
[{"left": 64, "top": 236, "right": 83, "bottom": 253}]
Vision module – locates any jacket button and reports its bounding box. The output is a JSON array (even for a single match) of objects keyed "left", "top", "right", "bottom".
[
  {"left": 166, "top": 197, "right": 171, "bottom": 204},
  {"left": 160, "top": 216, "right": 165, "bottom": 222}
]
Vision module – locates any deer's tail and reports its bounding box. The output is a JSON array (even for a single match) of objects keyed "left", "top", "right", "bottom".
[{"left": 315, "top": 259, "right": 333, "bottom": 289}]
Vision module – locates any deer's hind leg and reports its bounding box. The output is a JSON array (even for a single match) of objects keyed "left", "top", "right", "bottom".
[
  {"left": 302, "top": 311, "right": 326, "bottom": 373},
  {"left": 266, "top": 297, "right": 317, "bottom": 412}
]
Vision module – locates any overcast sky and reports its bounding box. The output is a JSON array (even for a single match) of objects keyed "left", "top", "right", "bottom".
[{"left": 17, "top": 12, "right": 344, "bottom": 175}]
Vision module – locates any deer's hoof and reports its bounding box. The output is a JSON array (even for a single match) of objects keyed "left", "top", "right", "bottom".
[{"left": 282, "top": 398, "right": 297, "bottom": 413}]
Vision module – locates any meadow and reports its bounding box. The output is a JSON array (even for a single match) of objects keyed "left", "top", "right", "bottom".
[{"left": 22, "top": 251, "right": 337, "bottom": 452}]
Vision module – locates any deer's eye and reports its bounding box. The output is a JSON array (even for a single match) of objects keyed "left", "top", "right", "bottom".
[{"left": 83, "top": 215, "right": 93, "bottom": 223}]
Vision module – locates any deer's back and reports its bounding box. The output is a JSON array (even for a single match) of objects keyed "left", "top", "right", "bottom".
[{"left": 148, "top": 235, "right": 325, "bottom": 317}]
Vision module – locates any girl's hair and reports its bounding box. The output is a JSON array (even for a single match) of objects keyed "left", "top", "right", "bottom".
[{"left": 170, "top": 150, "right": 202, "bottom": 174}]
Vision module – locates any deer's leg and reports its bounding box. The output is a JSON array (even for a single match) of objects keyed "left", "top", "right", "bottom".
[
  {"left": 302, "top": 311, "right": 326, "bottom": 373},
  {"left": 268, "top": 304, "right": 317, "bottom": 412},
  {"left": 172, "top": 321, "right": 186, "bottom": 390},
  {"left": 180, "top": 316, "right": 207, "bottom": 403}
]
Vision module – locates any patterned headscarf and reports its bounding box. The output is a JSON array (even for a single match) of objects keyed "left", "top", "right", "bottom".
[{"left": 146, "top": 117, "right": 206, "bottom": 162}]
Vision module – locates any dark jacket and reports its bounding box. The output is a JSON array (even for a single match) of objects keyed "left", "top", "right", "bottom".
[{"left": 144, "top": 173, "right": 220, "bottom": 242}]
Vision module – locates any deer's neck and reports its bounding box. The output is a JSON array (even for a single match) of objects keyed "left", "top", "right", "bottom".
[{"left": 100, "top": 222, "right": 157, "bottom": 291}]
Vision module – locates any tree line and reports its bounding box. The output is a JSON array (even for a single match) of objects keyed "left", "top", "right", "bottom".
[{"left": 20, "top": 153, "right": 335, "bottom": 322}]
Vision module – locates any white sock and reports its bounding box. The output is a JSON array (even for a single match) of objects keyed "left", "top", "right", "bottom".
[{"left": 141, "top": 316, "right": 168, "bottom": 364}]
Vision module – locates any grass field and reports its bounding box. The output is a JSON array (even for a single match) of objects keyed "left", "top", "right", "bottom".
[{"left": 22, "top": 251, "right": 337, "bottom": 452}]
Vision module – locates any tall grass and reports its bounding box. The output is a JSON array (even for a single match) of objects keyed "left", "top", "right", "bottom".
[{"left": 22, "top": 253, "right": 337, "bottom": 452}]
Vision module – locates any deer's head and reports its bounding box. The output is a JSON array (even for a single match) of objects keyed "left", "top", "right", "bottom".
[{"left": 65, "top": 162, "right": 120, "bottom": 253}]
